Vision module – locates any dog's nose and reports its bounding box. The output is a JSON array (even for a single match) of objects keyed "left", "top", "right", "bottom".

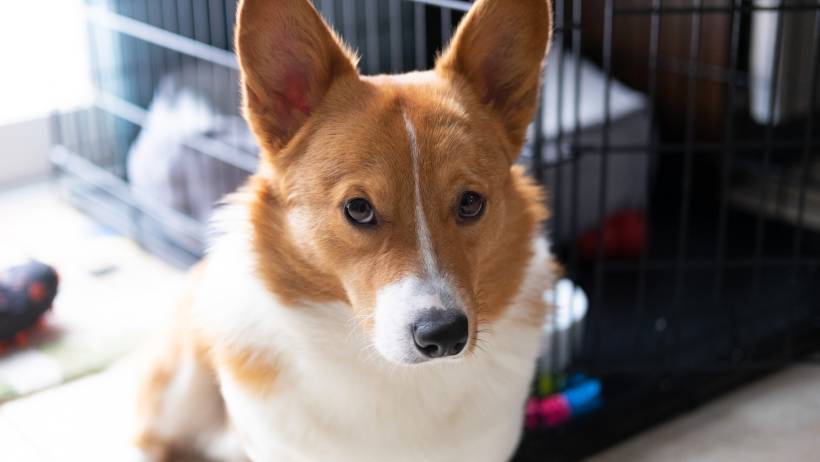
[{"left": 412, "top": 309, "right": 468, "bottom": 358}]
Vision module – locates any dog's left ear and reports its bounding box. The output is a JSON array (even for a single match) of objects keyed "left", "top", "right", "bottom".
[{"left": 437, "top": 0, "right": 552, "bottom": 157}]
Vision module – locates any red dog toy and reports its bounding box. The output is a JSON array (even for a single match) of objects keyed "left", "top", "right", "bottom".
[{"left": 577, "top": 209, "right": 646, "bottom": 260}]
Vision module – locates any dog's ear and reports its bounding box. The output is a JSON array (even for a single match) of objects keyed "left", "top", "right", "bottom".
[
  {"left": 236, "top": 0, "right": 358, "bottom": 155},
  {"left": 437, "top": 0, "right": 552, "bottom": 157}
]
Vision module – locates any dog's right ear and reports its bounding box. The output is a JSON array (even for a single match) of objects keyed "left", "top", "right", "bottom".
[
  {"left": 236, "top": 0, "right": 358, "bottom": 155},
  {"left": 437, "top": 0, "right": 551, "bottom": 160}
]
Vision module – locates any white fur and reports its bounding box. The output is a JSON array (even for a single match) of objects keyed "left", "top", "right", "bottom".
[
  {"left": 373, "top": 276, "right": 464, "bottom": 364},
  {"left": 190, "top": 202, "right": 552, "bottom": 462},
  {"left": 404, "top": 110, "right": 437, "bottom": 276}
]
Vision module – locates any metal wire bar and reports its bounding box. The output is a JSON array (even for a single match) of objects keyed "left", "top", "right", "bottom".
[
  {"left": 132, "top": 2, "right": 153, "bottom": 107},
  {"left": 675, "top": 0, "right": 704, "bottom": 302},
  {"left": 568, "top": 0, "right": 583, "bottom": 281},
  {"left": 208, "top": 0, "right": 225, "bottom": 202},
  {"left": 634, "top": 0, "right": 663, "bottom": 347},
  {"left": 556, "top": 139, "right": 820, "bottom": 155},
  {"left": 615, "top": 3, "right": 820, "bottom": 15},
  {"left": 51, "top": 145, "right": 206, "bottom": 244},
  {"left": 209, "top": 0, "right": 228, "bottom": 49},
  {"left": 591, "top": 0, "right": 615, "bottom": 365},
  {"left": 403, "top": 0, "right": 470, "bottom": 12},
  {"left": 552, "top": 0, "right": 566, "bottom": 250},
  {"left": 787, "top": 8, "right": 820, "bottom": 362},
  {"left": 541, "top": 0, "right": 558, "bottom": 379},
  {"left": 414, "top": 3, "right": 427, "bottom": 69},
  {"left": 365, "top": 0, "right": 381, "bottom": 74},
  {"left": 440, "top": 7, "right": 452, "bottom": 44},
  {"left": 717, "top": 0, "right": 761, "bottom": 291},
  {"left": 565, "top": 0, "right": 586, "bottom": 375},
  {"left": 85, "top": 21, "right": 108, "bottom": 174},
  {"left": 568, "top": 358, "right": 820, "bottom": 374},
  {"left": 146, "top": 4, "right": 165, "bottom": 100},
  {"left": 600, "top": 257, "right": 820, "bottom": 272},
  {"left": 715, "top": 0, "right": 744, "bottom": 360},
  {"left": 321, "top": 0, "right": 336, "bottom": 24},
  {"left": 714, "top": 0, "right": 743, "bottom": 297},
  {"left": 84, "top": 4, "right": 238, "bottom": 70},
  {"left": 92, "top": 89, "right": 258, "bottom": 172},
  {"left": 192, "top": 0, "right": 211, "bottom": 44},
  {"left": 793, "top": 10, "right": 820, "bottom": 260},
  {"left": 341, "top": 0, "right": 358, "bottom": 53},
  {"left": 753, "top": 5, "right": 786, "bottom": 290},
  {"left": 224, "top": 0, "right": 237, "bottom": 50},
  {"left": 389, "top": 0, "right": 404, "bottom": 72},
  {"left": 653, "top": 55, "right": 748, "bottom": 85}
]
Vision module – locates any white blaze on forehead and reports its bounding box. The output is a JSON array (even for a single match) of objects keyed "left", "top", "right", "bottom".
[
  {"left": 367, "top": 110, "right": 469, "bottom": 365},
  {"left": 403, "top": 110, "right": 438, "bottom": 276}
]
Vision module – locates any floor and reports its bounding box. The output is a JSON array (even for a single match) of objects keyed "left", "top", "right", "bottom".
[
  {"left": 2, "top": 181, "right": 819, "bottom": 461},
  {"left": 592, "top": 366, "right": 820, "bottom": 461}
]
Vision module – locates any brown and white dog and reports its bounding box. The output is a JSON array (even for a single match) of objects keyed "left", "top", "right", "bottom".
[{"left": 133, "top": 0, "right": 554, "bottom": 460}]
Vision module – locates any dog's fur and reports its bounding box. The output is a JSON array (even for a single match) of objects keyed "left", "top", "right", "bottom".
[{"left": 133, "top": 0, "right": 554, "bottom": 460}]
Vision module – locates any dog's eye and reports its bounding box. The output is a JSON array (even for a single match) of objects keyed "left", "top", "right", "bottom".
[
  {"left": 457, "top": 192, "right": 485, "bottom": 222},
  {"left": 344, "top": 198, "right": 377, "bottom": 226}
]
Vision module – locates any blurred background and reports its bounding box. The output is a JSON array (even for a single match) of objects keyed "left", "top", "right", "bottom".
[{"left": 1, "top": 0, "right": 819, "bottom": 461}]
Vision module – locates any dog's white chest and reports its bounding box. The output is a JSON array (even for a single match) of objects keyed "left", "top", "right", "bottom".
[
  {"left": 217, "top": 318, "right": 541, "bottom": 462},
  {"left": 199, "top": 282, "right": 544, "bottom": 462}
]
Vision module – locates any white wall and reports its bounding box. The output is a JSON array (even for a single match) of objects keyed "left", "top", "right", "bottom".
[
  {"left": 0, "top": 118, "right": 52, "bottom": 185},
  {"left": 0, "top": 0, "right": 90, "bottom": 185}
]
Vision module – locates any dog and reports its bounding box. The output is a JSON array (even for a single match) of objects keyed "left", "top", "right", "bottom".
[{"left": 133, "top": 0, "right": 554, "bottom": 460}]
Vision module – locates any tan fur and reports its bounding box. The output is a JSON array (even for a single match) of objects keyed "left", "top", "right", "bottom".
[
  {"left": 133, "top": 262, "right": 215, "bottom": 461},
  {"left": 214, "top": 342, "right": 281, "bottom": 399}
]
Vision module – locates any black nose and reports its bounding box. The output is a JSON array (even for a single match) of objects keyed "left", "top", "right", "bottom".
[{"left": 412, "top": 310, "right": 468, "bottom": 358}]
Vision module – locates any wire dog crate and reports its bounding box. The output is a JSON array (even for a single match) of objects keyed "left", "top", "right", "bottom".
[{"left": 51, "top": 0, "right": 820, "bottom": 460}]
